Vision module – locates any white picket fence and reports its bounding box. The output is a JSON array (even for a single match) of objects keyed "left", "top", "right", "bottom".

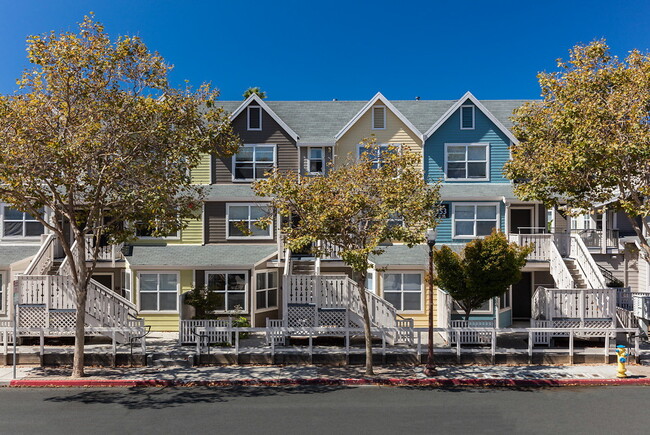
[{"left": 178, "top": 319, "right": 233, "bottom": 344}]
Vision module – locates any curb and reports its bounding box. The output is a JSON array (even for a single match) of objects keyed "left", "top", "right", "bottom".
[{"left": 8, "top": 377, "right": 650, "bottom": 388}]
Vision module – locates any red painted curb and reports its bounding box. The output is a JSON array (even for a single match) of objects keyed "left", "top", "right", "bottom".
[{"left": 8, "top": 377, "right": 650, "bottom": 388}]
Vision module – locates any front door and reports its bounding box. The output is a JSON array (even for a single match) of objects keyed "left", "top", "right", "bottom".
[
  {"left": 512, "top": 272, "right": 533, "bottom": 319},
  {"left": 510, "top": 207, "right": 534, "bottom": 234}
]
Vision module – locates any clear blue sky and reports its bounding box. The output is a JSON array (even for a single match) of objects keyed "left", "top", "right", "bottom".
[{"left": 0, "top": 0, "right": 648, "bottom": 101}]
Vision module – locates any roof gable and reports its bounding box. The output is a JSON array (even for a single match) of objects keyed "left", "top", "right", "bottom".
[
  {"left": 228, "top": 94, "right": 300, "bottom": 142},
  {"left": 334, "top": 92, "right": 424, "bottom": 141},
  {"left": 423, "top": 91, "right": 519, "bottom": 144}
]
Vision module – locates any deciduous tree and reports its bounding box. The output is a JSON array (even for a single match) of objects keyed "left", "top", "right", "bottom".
[
  {"left": 253, "top": 140, "right": 441, "bottom": 375},
  {"left": 0, "top": 16, "right": 239, "bottom": 377},
  {"left": 505, "top": 40, "right": 650, "bottom": 259},
  {"left": 433, "top": 230, "right": 532, "bottom": 320}
]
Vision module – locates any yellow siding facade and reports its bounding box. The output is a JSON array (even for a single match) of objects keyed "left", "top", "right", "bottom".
[
  {"left": 191, "top": 153, "right": 212, "bottom": 184},
  {"left": 376, "top": 269, "right": 440, "bottom": 329},
  {"left": 336, "top": 102, "right": 422, "bottom": 167},
  {"left": 137, "top": 269, "right": 194, "bottom": 332},
  {"left": 134, "top": 212, "right": 203, "bottom": 246}
]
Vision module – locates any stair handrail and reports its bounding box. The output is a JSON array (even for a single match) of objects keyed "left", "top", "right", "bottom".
[
  {"left": 24, "top": 234, "right": 56, "bottom": 276},
  {"left": 346, "top": 277, "right": 397, "bottom": 329},
  {"left": 548, "top": 240, "right": 575, "bottom": 289},
  {"left": 58, "top": 240, "right": 139, "bottom": 319},
  {"left": 597, "top": 264, "right": 617, "bottom": 285},
  {"left": 569, "top": 234, "right": 607, "bottom": 288}
]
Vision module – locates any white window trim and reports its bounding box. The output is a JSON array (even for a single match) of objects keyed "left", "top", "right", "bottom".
[
  {"left": 205, "top": 270, "right": 249, "bottom": 314},
  {"left": 0, "top": 271, "right": 6, "bottom": 314},
  {"left": 247, "top": 106, "right": 262, "bottom": 131},
  {"left": 226, "top": 203, "right": 273, "bottom": 240},
  {"left": 1, "top": 204, "right": 45, "bottom": 240},
  {"left": 460, "top": 105, "right": 475, "bottom": 130},
  {"left": 356, "top": 143, "right": 402, "bottom": 165},
  {"left": 232, "top": 144, "right": 277, "bottom": 182},
  {"left": 121, "top": 269, "right": 133, "bottom": 303},
  {"left": 499, "top": 286, "right": 512, "bottom": 312},
  {"left": 453, "top": 297, "right": 494, "bottom": 315},
  {"left": 381, "top": 271, "right": 424, "bottom": 314},
  {"left": 137, "top": 271, "right": 180, "bottom": 314},
  {"left": 255, "top": 269, "right": 278, "bottom": 313},
  {"left": 452, "top": 202, "right": 500, "bottom": 240},
  {"left": 371, "top": 105, "right": 386, "bottom": 130},
  {"left": 444, "top": 143, "right": 490, "bottom": 181},
  {"left": 306, "top": 147, "right": 325, "bottom": 175}
]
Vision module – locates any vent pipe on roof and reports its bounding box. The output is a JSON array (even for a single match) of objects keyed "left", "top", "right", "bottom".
[
  {"left": 415, "top": 96, "right": 420, "bottom": 101},
  {"left": 332, "top": 98, "right": 337, "bottom": 101}
]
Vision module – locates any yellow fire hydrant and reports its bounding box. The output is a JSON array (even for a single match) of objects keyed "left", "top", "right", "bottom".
[{"left": 616, "top": 345, "right": 628, "bottom": 378}]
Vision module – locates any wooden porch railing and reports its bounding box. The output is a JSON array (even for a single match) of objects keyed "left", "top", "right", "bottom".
[
  {"left": 570, "top": 235, "right": 607, "bottom": 288},
  {"left": 23, "top": 234, "right": 56, "bottom": 276}
]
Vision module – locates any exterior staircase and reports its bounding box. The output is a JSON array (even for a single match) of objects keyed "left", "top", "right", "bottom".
[
  {"left": 14, "top": 234, "right": 144, "bottom": 343},
  {"left": 563, "top": 258, "right": 588, "bottom": 289}
]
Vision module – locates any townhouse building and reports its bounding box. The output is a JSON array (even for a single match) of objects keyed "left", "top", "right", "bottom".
[{"left": 1, "top": 91, "right": 645, "bottom": 337}]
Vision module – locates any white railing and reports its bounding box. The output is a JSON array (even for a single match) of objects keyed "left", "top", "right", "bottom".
[
  {"left": 549, "top": 239, "right": 575, "bottom": 289},
  {"left": 179, "top": 319, "right": 233, "bottom": 344},
  {"left": 15, "top": 275, "right": 76, "bottom": 309},
  {"left": 319, "top": 240, "right": 342, "bottom": 260},
  {"left": 450, "top": 320, "right": 495, "bottom": 344},
  {"left": 570, "top": 234, "right": 607, "bottom": 288},
  {"left": 283, "top": 274, "right": 399, "bottom": 331},
  {"left": 24, "top": 234, "right": 56, "bottom": 276},
  {"left": 437, "top": 288, "right": 452, "bottom": 329},
  {"left": 509, "top": 233, "right": 551, "bottom": 261},
  {"left": 533, "top": 287, "right": 617, "bottom": 321},
  {"left": 84, "top": 235, "right": 123, "bottom": 264},
  {"left": 85, "top": 278, "right": 139, "bottom": 329},
  {"left": 616, "top": 307, "right": 638, "bottom": 329},
  {"left": 615, "top": 288, "right": 647, "bottom": 310}
]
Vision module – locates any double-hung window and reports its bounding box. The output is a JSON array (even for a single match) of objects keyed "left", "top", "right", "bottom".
[
  {"left": 383, "top": 273, "right": 422, "bottom": 311},
  {"left": 247, "top": 106, "right": 262, "bottom": 131},
  {"left": 256, "top": 271, "right": 278, "bottom": 310},
  {"left": 206, "top": 272, "right": 247, "bottom": 312},
  {"left": 2, "top": 206, "right": 44, "bottom": 238},
  {"left": 307, "top": 147, "right": 324, "bottom": 174},
  {"left": 357, "top": 143, "right": 399, "bottom": 169},
  {"left": 139, "top": 272, "right": 178, "bottom": 312},
  {"left": 453, "top": 203, "right": 499, "bottom": 238},
  {"left": 227, "top": 203, "right": 272, "bottom": 239},
  {"left": 445, "top": 143, "right": 489, "bottom": 180},
  {"left": 233, "top": 144, "right": 275, "bottom": 181}
]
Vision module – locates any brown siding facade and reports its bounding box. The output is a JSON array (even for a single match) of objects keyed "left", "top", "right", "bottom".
[
  {"left": 204, "top": 201, "right": 276, "bottom": 244},
  {"left": 213, "top": 102, "right": 298, "bottom": 183}
]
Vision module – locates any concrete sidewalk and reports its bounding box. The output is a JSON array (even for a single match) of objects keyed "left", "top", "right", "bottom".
[{"left": 4, "top": 363, "right": 650, "bottom": 387}]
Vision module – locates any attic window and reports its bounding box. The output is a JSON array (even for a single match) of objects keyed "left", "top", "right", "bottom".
[
  {"left": 372, "top": 106, "right": 386, "bottom": 130},
  {"left": 247, "top": 106, "right": 262, "bottom": 131},
  {"left": 460, "top": 105, "right": 474, "bottom": 130}
]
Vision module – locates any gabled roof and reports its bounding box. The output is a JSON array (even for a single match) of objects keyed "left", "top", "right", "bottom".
[
  {"left": 334, "top": 92, "right": 424, "bottom": 142},
  {"left": 423, "top": 91, "right": 520, "bottom": 144},
  {"left": 227, "top": 94, "right": 300, "bottom": 142}
]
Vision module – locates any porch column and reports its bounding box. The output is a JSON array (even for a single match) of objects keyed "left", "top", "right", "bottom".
[{"left": 601, "top": 208, "right": 607, "bottom": 254}]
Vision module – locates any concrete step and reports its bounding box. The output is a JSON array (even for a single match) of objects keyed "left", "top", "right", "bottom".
[{"left": 148, "top": 353, "right": 193, "bottom": 368}]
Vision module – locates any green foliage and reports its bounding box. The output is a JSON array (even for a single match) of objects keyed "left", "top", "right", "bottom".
[
  {"left": 184, "top": 286, "right": 223, "bottom": 319},
  {"left": 433, "top": 230, "right": 533, "bottom": 320},
  {"left": 505, "top": 39, "right": 650, "bottom": 257},
  {"left": 0, "top": 15, "right": 240, "bottom": 376},
  {"left": 243, "top": 87, "right": 267, "bottom": 99},
  {"left": 253, "top": 138, "right": 442, "bottom": 274}
]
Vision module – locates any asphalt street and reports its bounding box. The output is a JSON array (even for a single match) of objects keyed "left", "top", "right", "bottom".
[{"left": 0, "top": 386, "right": 648, "bottom": 434}]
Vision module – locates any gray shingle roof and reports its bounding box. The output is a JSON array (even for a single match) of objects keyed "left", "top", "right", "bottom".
[
  {"left": 203, "top": 184, "right": 264, "bottom": 200},
  {"left": 126, "top": 244, "right": 277, "bottom": 268},
  {"left": 439, "top": 183, "right": 518, "bottom": 201},
  {"left": 0, "top": 245, "right": 40, "bottom": 267},
  {"left": 370, "top": 244, "right": 429, "bottom": 267},
  {"left": 216, "top": 99, "right": 529, "bottom": 143}
]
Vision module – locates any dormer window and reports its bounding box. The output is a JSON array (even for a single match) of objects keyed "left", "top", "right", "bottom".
[
  {"left": 372, "top": 106, "right": 386, "bottom": 130},
  {"left": 460, "top": 105, "right": 475, "bottom": 130},
  {"left": 247, "top": 106, "right": 262, "bottom": 131}
]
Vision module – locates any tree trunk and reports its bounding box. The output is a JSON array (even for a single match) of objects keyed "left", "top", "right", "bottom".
[
  {"left": 71, "top": 241, "right": 88, "bottom": 378},
  {"left": 72, "top": 280, "right": 87, "bottom": 378},
  {"left": 356, "top": 270, "right": 374, "bottom": 376},
  {"left": 464, "top": 309, "right": 471, "bottom": 321}
]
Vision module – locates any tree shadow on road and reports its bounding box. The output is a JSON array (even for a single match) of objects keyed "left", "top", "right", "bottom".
[{"left": 43, "top": 385, "right": 353, "bottom": 410}]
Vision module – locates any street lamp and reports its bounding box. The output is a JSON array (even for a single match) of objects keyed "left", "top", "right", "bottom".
[{"left": 424, "top": 228, "right": 437, "bottom": 377}]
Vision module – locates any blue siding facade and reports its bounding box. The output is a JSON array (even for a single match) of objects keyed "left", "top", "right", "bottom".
[
  {"left": 425, "top": 100, "right": 511, "bottom": 184},
  {"left": 436, "top": 201, "right": 506, "bottom": 244}
]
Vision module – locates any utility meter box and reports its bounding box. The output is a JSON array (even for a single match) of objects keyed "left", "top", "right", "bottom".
[{"left": 632, "top": 294, "right": 650, "bottom": 319}]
